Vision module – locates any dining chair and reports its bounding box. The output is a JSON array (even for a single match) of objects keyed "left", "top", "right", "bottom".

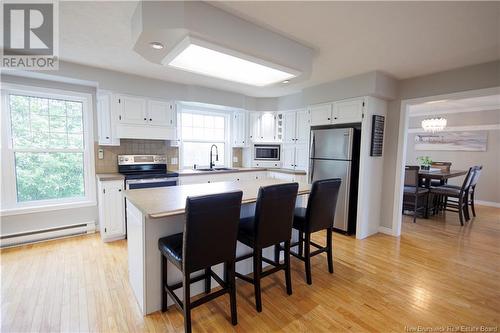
[
  {"left": 158, "top": 191, "right": 243, "bottom": 333},
  {"left": 440, "top": 165, "right": 483, "bottom": 218},
  {"left": 287, "top": 178, "right": 341, "bottom": 285},
  {"left": 403, "top": 166, "right": 430, "bottom": 223},
  {"left": 430, "top": 166, "right": 478, "bottom": 225},
  {"left": 235, "top": 183, "right": 299, "bottom": 313}
]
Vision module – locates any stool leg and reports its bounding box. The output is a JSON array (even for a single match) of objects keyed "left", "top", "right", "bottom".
[
  {"left": 227, "top": 261, "right": 237, "bottom": 325},
  {"left": 253, "top": 249, "right": 262, "bottom": 312},
  {"left": 298, "top": 231, "right": 304, "bottom": 257},
  {"left": 183, "top": 274, "right": 192, "bottom": 333},
  {"left": 284, "top": 240, "right": 292, "bottom": 295},
  {"left": 274, "top": 243, "right": 280, "bottom": 264},
  {"left": 304, "top": 232, "right": 312, "bottom": 285},
  {"left": 204, "top": 268, "right": 211, "bottom": 294},
  {"left": 161, "top": 255, "right": 168, "bottom": 312},
  {"left": 327, "top": 228, "right": 334, "bottom": 274}
]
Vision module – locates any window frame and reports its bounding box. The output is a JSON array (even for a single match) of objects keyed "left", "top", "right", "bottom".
[
  {"left": 177, "top": 103, "right": 233, "bottom": 170},
  {"left": 1, "top": 83, "right": 96, "bottom": 216}
]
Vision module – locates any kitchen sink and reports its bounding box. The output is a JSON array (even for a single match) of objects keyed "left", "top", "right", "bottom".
[{"left": 195, "top": 167, "right": 235, "bottom": 171}]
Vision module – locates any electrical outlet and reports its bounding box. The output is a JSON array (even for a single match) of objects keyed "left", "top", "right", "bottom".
[
  {"left": 98, "top": 148, "right": 104, "bottom": 160},
  {"left": 171, "top": 157, "right": 178, "bottom": 165},
  {"left": 233, "top": 156, "right": 238, "bottom": 163}
]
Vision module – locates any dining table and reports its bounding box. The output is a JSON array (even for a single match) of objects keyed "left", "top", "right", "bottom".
[{"left": 418, "top": 169, "right": 468, "bottom": 188}]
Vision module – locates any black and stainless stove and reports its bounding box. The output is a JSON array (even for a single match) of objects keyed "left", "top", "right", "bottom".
[{"left": 118, "top": 154, "right": 179, "bottom": 190}]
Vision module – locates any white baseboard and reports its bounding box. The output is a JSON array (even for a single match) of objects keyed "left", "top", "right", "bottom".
[
  {"left": 378, "top": 226, "right": 396, "bottom": 236},
  {"left": 0, "top": 221, "right": 96, "bottom": 248},
  {"left": 474, "top": 200, "right": 500, "bottom": 208}
]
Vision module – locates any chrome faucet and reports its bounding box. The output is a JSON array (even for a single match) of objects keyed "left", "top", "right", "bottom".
[{"left": 209, "top": 144, "right": 219, "bottom": 169}]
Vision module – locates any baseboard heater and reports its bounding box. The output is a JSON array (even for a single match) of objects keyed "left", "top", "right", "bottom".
[{"left": 0, "top": 221, "right": 96, "bottom": 248}]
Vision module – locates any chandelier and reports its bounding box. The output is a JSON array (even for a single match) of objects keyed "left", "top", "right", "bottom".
[{"left": 421, "top": 117, "right": 447, "bottom": 132}]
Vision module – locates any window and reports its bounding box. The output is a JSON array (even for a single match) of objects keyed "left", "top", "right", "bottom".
[
  {"left": 179, "top": 106, "right": 230, "bottom": 169},
  {"left": 1, "top": 85, "right": 95, "bottom": 213}
]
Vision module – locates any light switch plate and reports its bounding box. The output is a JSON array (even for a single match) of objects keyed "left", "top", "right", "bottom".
[
  {"left": 233, "top": 156, "right": 238, "bottom": 163},
  {"left": 171, "top": 157, "right": 178, "bottom": 165},
  {"left": 98, "top": 148, "right": 104, "bottom": 160}
]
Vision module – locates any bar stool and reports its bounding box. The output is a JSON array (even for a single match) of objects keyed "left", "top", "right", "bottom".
[
  {"left": 235, "top": 183, "right": 299, "bottom": 313},
  {"left": 288, "top": 179, "right": 341, "bottom": 285},
  {"left": 158, "top": 191, "right": 243, "bottom": 333}
]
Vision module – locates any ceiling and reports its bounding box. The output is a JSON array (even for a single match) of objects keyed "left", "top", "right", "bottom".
[{"left": 58, "top": 1, "right": 500, "bottom": 97}]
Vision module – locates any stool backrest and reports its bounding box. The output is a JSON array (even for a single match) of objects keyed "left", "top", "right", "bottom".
[
  {"left": 305, "top": 179, "right": 342, "bottom": 233},
  {"left": 459, "top": 166, "right": 478, "bottom": 196},
  {"left": 404, "top": 166, "right": 420, "bottom": 187},
  {"left": 184, "top": 191, "right": 243, "bottom": 272},
  {"left": 470, "top": 165, "right": 483, "bottom": 188},
  {"left": 431, "top": 161, "right": 452, "bottom": 172},
  {"left": 254, "top": 183, "right": 299, "bottom": 248}
]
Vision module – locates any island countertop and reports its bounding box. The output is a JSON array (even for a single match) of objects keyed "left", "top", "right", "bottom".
[{"left": 124, "top": 178, "right": 311, "bottom": 219}]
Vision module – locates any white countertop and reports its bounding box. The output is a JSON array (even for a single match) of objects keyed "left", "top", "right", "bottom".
[
  {"left": 178, "top": 167, "right": 306, "bottom": 176},
  {"left": 124, "top": 178, "right": 311, "bottom": 219}
]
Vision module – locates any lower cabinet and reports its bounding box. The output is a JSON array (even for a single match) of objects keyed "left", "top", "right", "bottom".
[
  {"left": 178, "top": 170, "right": 305, "bottom": 185},
  {"left": 97, "top": 179, "right": 126, "bottom": 242},
  {"left": 282, "top": 143, "right": 308, "bottom": 171}
]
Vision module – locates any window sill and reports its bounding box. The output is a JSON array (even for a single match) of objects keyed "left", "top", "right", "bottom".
[{"left": 0, "top": 200, "right": 97, "bottom": 217}]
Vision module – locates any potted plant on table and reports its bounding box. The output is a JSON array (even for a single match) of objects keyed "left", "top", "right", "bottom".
[{"left": 417, "top": 156, "right": 433, "bottom": 170}]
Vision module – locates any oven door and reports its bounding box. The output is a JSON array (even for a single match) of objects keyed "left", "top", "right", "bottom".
[
  {"left": 254, "top": 146, "right": 280, "bottom": 160},
  {"left": 126, "top": 177, "right": 178, "bottom": 190}
]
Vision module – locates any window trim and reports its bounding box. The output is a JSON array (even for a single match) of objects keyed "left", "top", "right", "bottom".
[
  {"left": 178, "top": 105, "right": 233, "bottom": 170},
  {"left": 0, "top": 83, "right": 96, "bottom": 215}
]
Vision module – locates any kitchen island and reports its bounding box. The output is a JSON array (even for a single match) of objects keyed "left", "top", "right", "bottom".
[{"left": 124, "top": 178, "right": 311, "bottom": 315}]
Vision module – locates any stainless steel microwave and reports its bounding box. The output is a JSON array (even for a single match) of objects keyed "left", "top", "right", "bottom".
[{"left": 254, "top": 144, "right": 280, "bottom": 161}]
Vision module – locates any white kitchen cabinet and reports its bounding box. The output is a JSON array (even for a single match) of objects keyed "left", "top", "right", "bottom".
[
  {"left": 281, "top": 144, "right": 296, "bottom": 169},
  {"left": 308, "top": 98, "right": 364, "bottom": 126},
  {"left": 295, "top": 144, "right": 309, "bottom": 170},
  {"left": 232, "top": 111, "right": 247, "bottom": 147},
  {"left": 260, "top": 113, "right": 276, "bottom": 141},
  {"left": 283, "top": 112, "right": 296, "bottom": 144},
  {"left": 309, "top": 103, "right": 332, "bottom": 126},
  {"left": 249, "top": 112, "right": 277, "bottom": 142},
  {"left": 296, "top": 110, "right": 310, "bottom": 144},
  {"left": 97, "top": 92, "right": 120, "bottom": 146},
  {"left": 116, "top": 95, "right": 147, "bottom": 125},
  {"left": 97, "top": 179, "right": 125, "bottom": 242},
  {"left": 334, "top": 98, "right": 364, "bottom": 124},
  {"left": 148, "top": 100, "right": 175, "bottom": 126}
]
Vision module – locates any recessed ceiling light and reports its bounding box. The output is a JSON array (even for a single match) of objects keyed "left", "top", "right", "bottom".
[
  {"left": 282, "top": 80, "right": 290, "bottom": 84},
  {"left": 150, "top": 42, "right": 165, "bottom": 50},
  {"left": 163, "top": 36, "right": 299, "bottom": 87}
]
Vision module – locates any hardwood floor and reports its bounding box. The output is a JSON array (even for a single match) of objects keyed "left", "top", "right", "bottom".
[{"left": 1, "top": 206, "right": 499, "bottom": 332}]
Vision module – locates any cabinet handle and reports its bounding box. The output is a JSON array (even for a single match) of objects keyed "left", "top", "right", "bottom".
[
  {"left": 118, "top": 189, "right": 122, "bottom": 192},
  {"left": 334, "top": 117, "right": 338, "bottom": 120},
  {"left": 149, "top": 118, "right": 152, "bottom": 121},
  {"left": 106, "top": 136, "right": 109, "bottom": 139},
  {"left": 327, "top": 117, "right": 331, "bottom": 120},
  {"left": 143, "top": 117, "right": 147, "bottom": 121}
]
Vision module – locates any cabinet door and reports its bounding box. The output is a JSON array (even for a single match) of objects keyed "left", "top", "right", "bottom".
[
  {"left": 249, "top": 113, "right": 261, "bottom": 142},
  {"left": 309, "top": 104, "right": 332, "bottom": 126},
  {"left": 283, "top": 112, "right": 296, "bottom": 144},
  {"left": 148, "top": 100, "right": 174, "bottom": 126},
  {"left": 294, "top": 144, "right": 309, "bottom": 171},
  {"left": 282, "top": 144, "right": 296, "bottom": 169},
  {"left": 260, "top": 112, "right": 275, "bottom": 141},
  {"left": 295, "top": 110, "right": 310, "bottom": 144},
  {"left": 232, "top": 112, "right": 247, "bottom": 147},
  {"left": 333, "top": 99, "right": 364, "bottom": 124},
  {"left": 102, "top": 181, "right": 125, "bottom": 239},
  {"left": 117, "top": 95, "right": 147, "bottom": 125},
  {"left": 97, "top": 94, "right": 112, "bottom": 145}
]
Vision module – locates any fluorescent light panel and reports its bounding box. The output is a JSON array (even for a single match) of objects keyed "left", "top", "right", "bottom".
[{"left": 167, "top": 42, "right": 297, "bottom": 87}]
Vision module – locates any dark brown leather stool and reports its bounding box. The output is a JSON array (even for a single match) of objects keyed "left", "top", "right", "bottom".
[
  {"left": 158, "top": 191, "right": 243, "bottom": 333},
  {"left": 289, "top": 179, "right": 341, "bottom": 285},
  {"left": 235, "top": 183, "right": 299, "bottom": 313}
]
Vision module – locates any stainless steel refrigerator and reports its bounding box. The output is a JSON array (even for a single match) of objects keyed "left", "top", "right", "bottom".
[{"left": 309, "top": 127, "right": 360, "bottom": 234}]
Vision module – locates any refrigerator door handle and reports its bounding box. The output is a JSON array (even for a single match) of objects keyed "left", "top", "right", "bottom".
[{"left": 309, "top": 132, "right": 316, "bottom": 183}]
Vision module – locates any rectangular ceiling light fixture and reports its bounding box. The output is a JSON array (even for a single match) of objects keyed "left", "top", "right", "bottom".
[{"left": 163, "top": 36, "right": 299, "bottom": 87}]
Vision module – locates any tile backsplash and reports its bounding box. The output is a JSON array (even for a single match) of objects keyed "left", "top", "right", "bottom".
[
  {"left": 95, "top": 139, "right": 179, "bottom": 173},
  {"left": 232, "top": 148, "right": 243, "bottom": 168}
]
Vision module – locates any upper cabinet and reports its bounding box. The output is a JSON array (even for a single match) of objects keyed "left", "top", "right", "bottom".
[
  {"left": 308, "top": 98, "right": 364, "bottom": 127},
  {"left": 109, "top": 93, "right": 177, "bottom": 141},
  {"left": 248, "top": 111, "right": 279, "bottom": 143},
  {"left": 232, "top": 111, "right": 247, "bottom": 147},
  {"left": 97, "top": 91, "right": 119, "bottom": 146},
  {"left": 283, "top": 109, "right": 309, "bottom": 144}
]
